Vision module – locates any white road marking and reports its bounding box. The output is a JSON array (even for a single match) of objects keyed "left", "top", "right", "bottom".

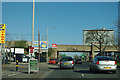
[
  {"left": 8, "top": 72, "right": 19, "bottom": 77},
  {"left": 50, "top": 70, "right": 54, "bottom": 72},
  {"left": 12, "top": 72, "right": 16, "bottom": 73},
  {"left": 2, "top": 72, "right": 8, "bottom": 75},
  {"left": 41, "top": 69, "right": 54, "bottom": 78},
  {"left": 81, "top": 74, "right": 85, "bottom": 77}
]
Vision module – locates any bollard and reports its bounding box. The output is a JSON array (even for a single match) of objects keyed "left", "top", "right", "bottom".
[{"left": 16, "top": 60, "right": 18, "bottom": 71}]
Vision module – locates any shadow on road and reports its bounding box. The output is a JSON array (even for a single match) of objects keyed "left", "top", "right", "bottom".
[
  {"left": 10, "top": 70, "right": 15, "bottom": 71},
  {"left": 74, "top": 70, "right": 116, "bottom": 74},
  {"left": 18, "top": 71, "right": 28, "bottom": 74},
  {"left": 48, "top": 67, "right": 74, "bottom": 70}
]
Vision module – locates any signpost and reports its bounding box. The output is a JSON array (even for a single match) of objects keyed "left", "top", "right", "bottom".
[
  {"left": 0, "top": 43, "right": 2, "bottom": 80},
  {"left": 0, "top": 24, "right": 5, "bottom": 64},
  {"left": 28, "top": 59, "right": 39, "bottom": 74},
  {"left": 0, "top": 24, "right": 5, "bottom": 79}
]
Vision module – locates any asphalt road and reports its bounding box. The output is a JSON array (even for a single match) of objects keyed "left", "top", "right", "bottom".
[
  {"left": 43, "top": 62, "right": 119, "bottom": 80},
  {"left": 1, "top": 62, "right": 120, "bottom": 80}
]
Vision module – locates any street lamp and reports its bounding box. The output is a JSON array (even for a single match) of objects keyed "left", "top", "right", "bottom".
[{"left": 46, "top": 26, "right": 56, "bottom": 63}]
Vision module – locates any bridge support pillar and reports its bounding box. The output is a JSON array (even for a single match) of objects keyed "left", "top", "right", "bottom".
[{"left": 50, "top": 48, "right": 57, "bottom": 58}]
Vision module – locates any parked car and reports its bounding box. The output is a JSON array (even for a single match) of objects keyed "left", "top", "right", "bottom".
[
  {"left": 89, "top": 56, "right": 117, "bottom": 73},
  {"left": 49, "top": 58, "right": 58, "bottom": 64},
  {"left": 60, "top": 56, "right": 74, "bottom": 69},
  {"left": 75, "top": 58, "right": 82, "bottom": 64}
]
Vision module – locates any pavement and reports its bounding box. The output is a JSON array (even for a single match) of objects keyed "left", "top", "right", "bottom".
[{"left": 1, "top": 62, "right": 57, "bottom": 79}]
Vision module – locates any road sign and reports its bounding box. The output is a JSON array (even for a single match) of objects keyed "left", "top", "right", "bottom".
[
  {"left": 61, "top": 54, "right": 66, "bottom": 57},
  {"left": 52, "top": 44, "right": 57, "bottom": 48},
  {"left": 0, "top": 24, "right": 5, "bottom": 43},
  {"left": 28, "top": 59, "right": 39, "bottom": 74},
  {"left": 81, "top": 55, "right": 85, "bottom": 58},
  {"left": 29, "top": 47, "right": 34, "bottom": 58}
]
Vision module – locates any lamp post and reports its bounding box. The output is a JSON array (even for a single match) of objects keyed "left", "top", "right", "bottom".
[{"left": 46, "top": 26, "right": 56, "bottom": 63}]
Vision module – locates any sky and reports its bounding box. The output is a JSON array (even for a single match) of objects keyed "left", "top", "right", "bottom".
[{"left": 2, "top": 2, "right": 118, "bottom": 48}]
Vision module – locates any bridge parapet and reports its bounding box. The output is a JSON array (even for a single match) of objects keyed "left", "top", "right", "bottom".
[{"left": 49, "top": 45, "right": 120, "bottom": 58}]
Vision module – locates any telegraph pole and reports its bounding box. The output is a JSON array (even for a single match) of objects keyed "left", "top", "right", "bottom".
[
  {"left": 32, "top": 0, "right": 35, "bottom": 47},
  {"left": 46, "top": 27, "right": 48, "bottom": 63},
  {"left": 38, "top": 30, "right": 40, "bottom": 62},
  {"left": 31, "top": 0, "right": 35, "bottom": 59}
]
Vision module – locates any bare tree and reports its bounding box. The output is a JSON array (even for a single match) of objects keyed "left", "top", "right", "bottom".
[
  {"left": 114, "top": 20, "right": 120, "bottom": 49},
  {"left": 5, "top": 28, "right": 11, "bottom": 64},
  {"left": 85, "top": 29, "right": 114, "bottom": 55},
  {"left": 5, "top": 29, "right": 15, "bottom": 63},
  {"left": 114, "top": 20, "right": 120, "bottom": 62}
]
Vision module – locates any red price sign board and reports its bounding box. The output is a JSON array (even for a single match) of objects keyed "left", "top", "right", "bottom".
[
  {"left": 30, "top": 49, "right": 33, "bottom": 53},
  {"left": 29, "top": 47, "right": 34, "bottom": 53}
]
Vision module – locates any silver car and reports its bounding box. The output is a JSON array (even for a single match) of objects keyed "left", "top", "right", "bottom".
[
  {"left": 60, "top": 56, "right": 74, "bottom": 69},
  {"left": 89, "top": 56, "right": 117, "bottom": 73}
]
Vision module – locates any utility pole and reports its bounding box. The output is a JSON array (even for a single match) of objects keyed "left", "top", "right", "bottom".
[
  {"left": 2, "top": 43, "right": 5, "bottom": 64},
  {"left": 0, "top": 43, "right": 2, "bottom": 80},
  {"left": 5, "top": 47, "right": 8, "bottom": 64},
  {"left": 100, "top": 42, "right": 102, "bottom": 56},
  {"left": 32, "top": 0, "right": 35, "bottom": 47},
  {"left": 9, "top": 41, "right": 11, "bottom": 64},
  {"left": 31, "top": 0, "right": 35, "bottom": 59},
  {"left": 46, "top": 27, "right": 48, "bottom": 63},
  {"left": 38, "top": 30, "right": 40, "bottom": 63}
]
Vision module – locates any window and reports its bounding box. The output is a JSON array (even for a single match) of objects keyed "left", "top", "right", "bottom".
[
  {"left": 50, "top": 59, "right": 55, "bottom": 61},
  {"left": 98, "top": 57, "right": 114, "bottom": 61}
]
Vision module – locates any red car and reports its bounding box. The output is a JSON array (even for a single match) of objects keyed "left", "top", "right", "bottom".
[{"left": 49, "top": 58, "right": 58, "bottom": 64}]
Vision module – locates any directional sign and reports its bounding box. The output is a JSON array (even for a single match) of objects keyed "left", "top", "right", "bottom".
[{"left": 0, "top": 24, "right": 5, "bottom": 43}]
